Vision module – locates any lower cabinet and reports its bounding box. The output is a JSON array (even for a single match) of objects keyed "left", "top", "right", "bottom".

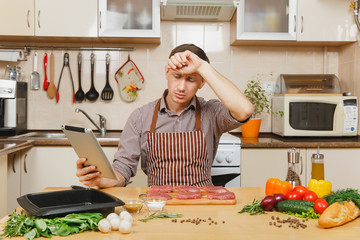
[
  {"left": 241, "top": 148, "right": 360, "bottom": 191},
  {"left": 241, "top": 148, "right": 306, "bottom": 187},
  {"left": 6, "top": 146, "right": 148, "bottom": 213}
]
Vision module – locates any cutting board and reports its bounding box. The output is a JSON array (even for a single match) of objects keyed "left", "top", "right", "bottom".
[{"left": 147, "top": 189, "right": 236, "bottom": 205}]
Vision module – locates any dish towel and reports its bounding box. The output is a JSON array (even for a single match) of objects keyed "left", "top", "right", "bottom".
[{"left": 0, "top": 51, "right": 20, "bottom": 62}]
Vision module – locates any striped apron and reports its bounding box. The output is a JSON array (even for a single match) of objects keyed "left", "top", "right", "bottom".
[{"left": 146, "top": 97, "right": 212, "bottom": 187}]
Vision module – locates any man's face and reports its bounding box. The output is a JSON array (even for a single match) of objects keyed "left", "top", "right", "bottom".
[{"left": 165, "top": 67, "right": 205, "bottom": 106}]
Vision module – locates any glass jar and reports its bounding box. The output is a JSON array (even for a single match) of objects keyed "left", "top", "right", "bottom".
[
  {"left": 285, "top": 147, "right": 302, "bottom": 188},
  {"left": 311, "top": 153, "right": 324, "bottom": 180}
]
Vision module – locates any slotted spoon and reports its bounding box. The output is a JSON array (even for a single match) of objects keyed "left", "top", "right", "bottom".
[{"left": 101, "top": 53, "right": 114, "bottom": 101}]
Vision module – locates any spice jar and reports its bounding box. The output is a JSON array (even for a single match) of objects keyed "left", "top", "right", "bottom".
[
  {"left": 285, "top": 148, "right": 302, "bottom": 188},
  {"left": 311, "top": 148, "right": 324, "bottom": 180}
]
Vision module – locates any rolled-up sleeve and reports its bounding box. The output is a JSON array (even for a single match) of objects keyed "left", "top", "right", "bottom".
[{"left": 112, "top": 109, "right": 142, "bottom": 184}]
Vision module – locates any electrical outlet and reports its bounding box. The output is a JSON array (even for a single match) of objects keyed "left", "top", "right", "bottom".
[{"left": 263, "top": 82, "right": 275, "bottom": 93}]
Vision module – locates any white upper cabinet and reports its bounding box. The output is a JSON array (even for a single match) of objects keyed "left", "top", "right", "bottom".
[
  {"left": 98, "top": 0, "right": 160, "bottom": 38},
  {"left": 0, "top": 0, "right": 35, "bottom": 36},
  {"left": 232, "top": 0, "right": 297, "bottom": 41},
  {"left": 35, "top": 0, "right": 97, "bottom": 37},
  {"left": 296, "top": 0, "right": 357, "bottom": 42}
]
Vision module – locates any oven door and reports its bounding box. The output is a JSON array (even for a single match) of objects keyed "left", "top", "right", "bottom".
[{"left": 211, "top": 167, "right": 240, "bottom": 187}]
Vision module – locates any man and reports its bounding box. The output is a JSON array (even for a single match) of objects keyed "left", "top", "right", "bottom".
[{"left": 76, "top": 44, "right": 253, "bottom": 188}]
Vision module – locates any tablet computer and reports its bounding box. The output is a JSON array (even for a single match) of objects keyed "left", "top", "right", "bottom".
[{"left": 61, "top": 125, "right": 118, "bottom": 180}]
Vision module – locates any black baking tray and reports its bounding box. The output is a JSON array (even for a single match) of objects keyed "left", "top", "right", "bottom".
[{"left": 17, "top": 188, "right": 124, "bottom": 218}]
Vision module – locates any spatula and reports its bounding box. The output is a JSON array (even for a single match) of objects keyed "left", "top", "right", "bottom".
[
  {"left": 101, "top": 53, "right": 114, "bottom": 101},
  {"left": 30, "top": 52, "right": 40, "bottom": 90},
  {"left": 47, "top": 53, "right": 57, "bottom": 98}
]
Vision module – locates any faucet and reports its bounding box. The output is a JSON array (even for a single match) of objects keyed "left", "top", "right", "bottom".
[{"left": 75, "top": 108, "right": 106, "bottom": 136}]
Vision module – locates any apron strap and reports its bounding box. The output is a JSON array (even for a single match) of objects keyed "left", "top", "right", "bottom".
[{"left": 150, "top": 95, "right": 202, "bottom": 133}]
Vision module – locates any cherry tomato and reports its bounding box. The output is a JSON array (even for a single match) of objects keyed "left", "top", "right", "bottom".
[
  {"left": 314, "top": 198, "right": 329, "bottom": 214},
  {"left": 303, "top": 190, "right": 318, "bottom": 202},
  {"left": 293, "top": 186, "right": 308, "bottom": 198},
  {"left": 286, "top": 191, "right": 302, "bottom": 200}
]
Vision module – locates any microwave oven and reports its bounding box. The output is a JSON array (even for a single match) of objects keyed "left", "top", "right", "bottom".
[{"left": 271, "top": 95, "right": 358, "bottom": 137}]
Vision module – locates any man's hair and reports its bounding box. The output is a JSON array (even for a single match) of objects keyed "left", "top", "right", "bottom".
[{"left": 169, "top": 44, "right": 210, "bottom": 63}]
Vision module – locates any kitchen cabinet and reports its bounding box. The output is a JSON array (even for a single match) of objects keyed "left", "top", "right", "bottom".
[
  {"left": 0, "top": 0, "right": 34, "bottom": 36},
  {"left": 0, "top": 154, "right": 8, "bottom": 217},
  {"left": 296, "top": 0, "right": 357, "bottom": 42},
  {"left": 35, "top": 0, "right": 97, "bottom": 37},
  {"left": 231, "top": 0, "right": 297, "bottom": 41},
  {"left": 305, "top": 148, "right": 360, "bottom": 190},
  {"left": 6, "top": 146, "right": 147, "bottom": 213},
  {"left": 231, "top": 0, "right": 357, "bottom": 45},
  {"left": 0, "top": 0, "right": 97, "bottom": 37},
  {"left": 241, "top": 148, "right": 306, "bottom": 187},
  {"left": 98, "top": 0, "right": 160, "bottom": 38}
]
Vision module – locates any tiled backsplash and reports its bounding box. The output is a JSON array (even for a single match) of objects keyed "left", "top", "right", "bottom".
[{"left": 1, "top": 21, "right": 354, "bottom": 133}]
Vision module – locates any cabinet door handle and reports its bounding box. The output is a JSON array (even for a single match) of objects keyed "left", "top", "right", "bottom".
[
  {"left": 99, "top": 11, "right": 102, "bottom": 29},
  {"left": 294, "top": 15, "right": 296, "bottom": 32},
  {"left": 301, "top": 16, "right": 303, "bottom": 33},
  {"left": 27, "top": 10, "right": 30, "bottom": 28},
  {"left": 37, "top": 10, "right": 41, "bottom": 28},
  {"left": 12, "top": 154, "right": 16, "bottom": 173},
  {"left": 23, "top": 153, "right": 28, "bottom": 173}
]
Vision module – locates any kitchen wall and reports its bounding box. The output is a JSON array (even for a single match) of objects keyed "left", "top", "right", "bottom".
[{"left": 0, "top": 21, "right": 346, "bottom": 133}]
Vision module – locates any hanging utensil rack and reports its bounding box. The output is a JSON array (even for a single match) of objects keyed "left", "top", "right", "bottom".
[{"left": 0, "top": 46, "right": 135, "bottom": 61}]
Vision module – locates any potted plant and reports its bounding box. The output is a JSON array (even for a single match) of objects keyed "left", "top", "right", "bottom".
[{"left": 241, "top": 73, "right": 283, "bottom": 138}]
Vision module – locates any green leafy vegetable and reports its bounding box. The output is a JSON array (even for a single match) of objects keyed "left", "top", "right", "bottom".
[
  {"left": 282, "top": 209, "right": 320, "bottom": 219},
  {"left": 138, "top": 212, "right": 183, "bottom": 222},
  {"left": 323, "top": 189, "right": 360, "bottom": 207},
  {"left": 238, "top": 199, "right": 266, "bottom": 215},
  {"left": 0, "top": 211, "right": 104, "bottom": 240}
]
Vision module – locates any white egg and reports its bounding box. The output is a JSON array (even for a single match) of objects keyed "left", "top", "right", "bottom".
[{"left": 98, "top": 219, "right": 112, "bottom": 233}]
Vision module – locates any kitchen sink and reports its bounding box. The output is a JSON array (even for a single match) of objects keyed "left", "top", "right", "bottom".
[{"left": 10, "top": 131, "right": 121, "bottom": 141}]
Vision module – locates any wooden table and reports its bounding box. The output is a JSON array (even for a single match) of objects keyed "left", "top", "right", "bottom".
[{"left": 1, "top": 187, "right": 360, "bottom": 240}]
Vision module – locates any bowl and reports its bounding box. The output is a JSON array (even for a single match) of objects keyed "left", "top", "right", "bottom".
[
  {"left": 145, "top": 197, "right": 167, "bottom": 213},
  {"left": 123, "top": 200, "right": 144, "bottom": 215}
]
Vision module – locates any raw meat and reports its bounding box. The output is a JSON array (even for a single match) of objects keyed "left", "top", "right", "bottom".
[
  {"left": 147, "top": 192, "right": 173, "bottom": 200},
  {"left": 175, "top": 185, "right": 201, "bottom": 193},
  {"left": 176, "top": 191, "right": 202, "bottom": 200},
  {"left": 201, "top": 186, "right": 229, "bottom": 194},
  {"left": 206, "top": 191, "right": 236, "bottom": 200},
  {"left": 149, "top": 185, "right": 173, "bottom": 193}
]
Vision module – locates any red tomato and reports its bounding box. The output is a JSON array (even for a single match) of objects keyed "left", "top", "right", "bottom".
[
  {"left": 286, "top": 191, "right": 302, "bottom": 200},
  {"left": 293, "top": 186, "right": 308, "bottom": 198},
  {"left": 314, "top": 198, "right": 329, "bottom": 214},
  {"left": 303, "top": 190, "right": 318, "bottom": 202}
]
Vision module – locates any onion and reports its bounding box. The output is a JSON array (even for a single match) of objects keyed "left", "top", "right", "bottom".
[
  {"left": 273, "top": 193, "right": 286, "bottom": 203},
  {"left": 260, "top": 195, "right": 276, "bottom": 211}
]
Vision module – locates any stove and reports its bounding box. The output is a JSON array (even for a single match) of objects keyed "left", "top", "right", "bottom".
[{"left": 211, "top": 133, "right": 241, "bottom": 187}]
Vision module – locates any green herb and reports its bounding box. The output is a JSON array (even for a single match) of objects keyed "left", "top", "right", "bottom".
[
  {"left": 238, "top": 199, "right": 266, "bottom": 215},
  {"left": 323, "top": 189, "right": 360, "bottom": 207},
  {"left": 283, "top": 209, "right": 320, "bottom": 219},
  {"left": 0, "top": 211, "right": 104, "bottom": 240},
  {"left": 244, "top": 73, "right": 284, "bottom": 118},
  {"left": 138, "top": 212, "right": 183, "bottom": 222}
]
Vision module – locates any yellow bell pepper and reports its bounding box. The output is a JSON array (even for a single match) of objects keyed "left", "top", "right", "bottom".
[{"left": 308, "top": 179, "right": 332, "bottom": 198}]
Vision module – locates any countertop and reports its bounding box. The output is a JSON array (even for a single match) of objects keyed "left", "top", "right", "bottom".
[
  {"left": 1, "top": 132, "right": 360, "bottom": 155},
  {"left": 1, "top": 187, "right": 359, "bottom": 240}
]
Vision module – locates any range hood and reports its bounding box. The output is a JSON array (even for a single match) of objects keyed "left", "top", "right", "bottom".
[{"left": 160, "top": 0, "right": 238, "bottom": 21}]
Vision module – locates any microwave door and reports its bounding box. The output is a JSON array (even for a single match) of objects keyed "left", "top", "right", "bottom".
[{"left": 289, "top": 102, "right": 337, "bottom": 131}]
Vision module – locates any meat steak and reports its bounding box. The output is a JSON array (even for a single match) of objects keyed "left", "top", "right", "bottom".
[
  {"left": 149, "top": 185, "right": 173, "bottom": 193},
  {"left": 202, "top": 186, "right": 228, "bottom": 194},
  {"left": 147, "top": 192, "right": 173, "bottom": 200},
  {"left": 206, "top": 191, "right": 236, "bottom": 200},
  {"left": 175, "top": 185, "right": 201, "bottom": 193},
  {"left": 176, "top": 191, "right": 202, "bottom": 200}
]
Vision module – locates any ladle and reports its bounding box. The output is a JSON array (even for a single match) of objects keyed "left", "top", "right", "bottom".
[
  {"left": 75, "top": 52, "right": 85, "bottom": 101},
  {"left": 85, "top": 53, "right": 99, "bottom": 101}
]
